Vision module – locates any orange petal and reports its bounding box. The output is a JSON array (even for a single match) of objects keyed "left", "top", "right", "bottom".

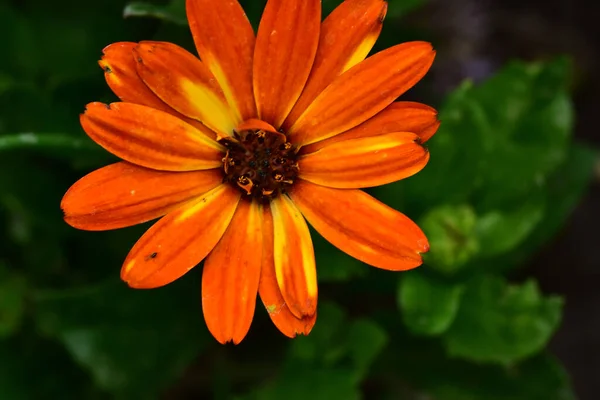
[
  {"left": 133, "top": 41, "right": 236, "bottom": 137},
  {"left": 259, "top": 204, "right": 316, "bottom": 337},
  {"left": 62, "top": 162, "right": 222, "bottom": 231},
  {"left": 289, "top": 42, "right": 436, "bottom": 145},
  {"left": 284, "top": 0, "right": 387, "bottom": 129},
  {"left": 80, "top": 102, "right": 224, "bottom": 171},
  {"left": 121, "top": 184, "right": 241, "bottom": 289},
  {"left": 253, "top": 0, "right": 321, "bottom": 128},
  {"left": 303, "top": 101, "right": 440, "bottom": 153},
  {"left": 99, "top": 42, "right": 217, "bottom": 139},
  {"left": 99, "top": 42, "right": 166, "bottom": 110},
  {"left": 298, "top": 132, "right": 429, "bottom": 188},
  {"left": 236, "top": 118, "right": 278, "bottom": 134},
  {"left": 187, "top": 0, "right": 256, "bottom": 122},
  {"left": 202, "top": 200, "right": 262, "bottom": 344},
  {"left": 270, "top": 195, "right": 317, "bottom": 319},
  {"left": 289, "top": 180, "right": 428, "bottom": 270}
]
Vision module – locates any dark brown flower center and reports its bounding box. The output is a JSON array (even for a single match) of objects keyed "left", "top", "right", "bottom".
[{"left": 219, "top": 128, "right": 299, "bottom": 201}]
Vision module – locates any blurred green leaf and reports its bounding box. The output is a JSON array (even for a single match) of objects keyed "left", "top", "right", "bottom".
[
  {"left": 0, "top": 333, "right": 101, "bottom": 399},
  {"left": 475, "top": 197, "right": 545, "bottom": 258},
  {"left": 399, "top": 270, "right": 464, "bottom": 336},
  {"left": 0, "top": 156, "right": 68, "bottom": 241},
  {"left": 0, "top": 267, "right": 26, "bottom": 338},
  {"left": 124, "top": 0, "right": 187, "bottom": 25},
  {"left": 473, "top": 143, "right": 596, "bottom": 272},
  {"left": 387, "top": 0, "right": 425, "bottom": 18},
  {"left": 312, "top": 229, "right": 367, "bottom": 282},
  {"left": 470, "top": 60, "right": 572, "bottom": 208},
  {"left": 444, "top": 276, "right": 563, "bottom": 365},
  {"left": 33, "top": 278, "right": 209, "bottom": 398},
  {"left": 426, "top": 353, "right": 577, "bottom": 400},
  {"left": 346, "top": 319, "right": 388, "bottom": 373},
  {"left": 2, "top": 1, "right": 149, "bottom": 87},
  {"left": 520, "top": 143, "right": 597, "bottom": 254},
  {"left": 404, "top": 59, "right": 573, "bottom": 214},
  {"left": 0, "top": 132, "right": 101, "bottom": 154},
  {"left": 0, "top": 3, "right": 40, "bottom": 80},
  {"left": 0, "top": 72, "right": 15, "bottom": 96},
  {"left": 381, "top": 328, "right": 576, "bottom": 400},
  {"left": 431, "top": 354, "right": 576, "bottom": 400},
  {"left": 239, "top": 0, "right": 266, "bottom": 28},
  {"left": 401, "top": 81, "right": 484, "bottom": 213},
  {"left": 419, "top": 204, "right": 479, "bottom": 274},
  {"left": 0, "top": 131, "right": 114, "bottom": 169},
  {"left": 248, "top": 303, "right": 387, "bottom": 400}
]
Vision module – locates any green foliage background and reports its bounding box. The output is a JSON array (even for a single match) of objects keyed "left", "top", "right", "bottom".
[{"left": 0, "top": 0, "right": 596, "bottom": 398}]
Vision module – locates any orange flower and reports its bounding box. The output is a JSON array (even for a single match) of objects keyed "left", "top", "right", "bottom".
[{"left": 61, "top": 0, "right": 438, "bottom": 344}]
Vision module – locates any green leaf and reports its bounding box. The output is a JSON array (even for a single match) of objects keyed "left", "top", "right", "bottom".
[
  {"left": 250, "top": 367, "right": 361, "bottom": 400},
  {"left": 403, "top": 59, "right": 574, "bottom": 214},
  {"left": 419, "top": 204, "right": 479, "bottom": 274},
  {"left": 383, "top": 329, "right": 576, "bottom": 400},
  {"left": 387, "top": 0, "right": 425, "bottom": 18},
  {"left": 1, "top": 0, "right": 149, "bottom": 86},
  {"left": 399, "top": 270, "right": 464, "bottom": 336},
  {"left": 33, "top": 278, "right": 210, "bottom": 397},
  {"left": 0, "top": 333, "right": 100, "bottom": 399},
  {"left": 473, "top": 143, "right": 596, "bottom": 271},
  {"left": 444, "top": 276, "right": 563, "bottom": 365},
  {"left": 0, "top": 155, "right": 69, "bottom": 242},
  {"left": 124, "top": 0, "right": 187, "bottom": 25},
  {"left": 524, "top": 143, "right": 597, "bottom": 250},
  {"left": 0, "top": 267, "right": 26, "bottom": 338},
  {"left": 248, "top": 303, "right": 387, "bottom": 400},
  {"left": 322, "top": 0, "right": 426, "bottom": 20},
  {"left": 0, "top": 3, "right": 40, "bottom": 80},
  {"left": 239, "top": 0, "right": 267, "bottom": 28},
  {"left": 0, "top": 132, "right": 102, "bottom": 153},
  {"left": 346, "top": 319, "right": 388, "bottom": 375},
  {"left": 475, "top": 197, "right": 545, "bottom": 258},
  {"left": 401, "top": 81, "right": 484, "bottom": 213},
  {"left": 427, "top": 353, "right": 577, "bottom": 400},
  {"left": 311, "top": 228, "right": 367, "bottom": 282},
  {"left": 470, "top": 60, "right": 573, "bottom": 208},
  {"left": 377, "top": 317, "right": 575, "bottom": 400}
]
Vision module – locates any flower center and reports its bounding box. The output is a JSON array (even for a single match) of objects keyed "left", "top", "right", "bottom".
[{"left": 219, "top": 128, "right": 299, "bottom": 201}]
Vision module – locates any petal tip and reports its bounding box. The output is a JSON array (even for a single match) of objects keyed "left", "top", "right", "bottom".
[
  {"left": 378, "top": 2, "right": 388, "bottom": 23},
  {"left": 83, "top": 102, "right": 111, "bottom": 114},
  {"left": 417, "top": 238, "right": 430, "bottom": 254},
  {"left": 98, "top": 58, "right": 111, "bottom": 73}
]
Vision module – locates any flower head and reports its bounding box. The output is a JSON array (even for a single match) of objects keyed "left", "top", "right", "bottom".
[{"left": 61, "top": 0, "right": 438, "bottom": 344}]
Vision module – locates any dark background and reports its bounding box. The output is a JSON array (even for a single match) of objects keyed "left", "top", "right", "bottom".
[
  {"left": 0, "top": 0, "right": 598, "bottom": 398},
  {"left": 421, "top": 0, "right": 600, "bottom": 396}
]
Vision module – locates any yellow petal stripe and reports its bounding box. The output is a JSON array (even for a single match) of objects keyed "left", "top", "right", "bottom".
[{"left": 270, "top": 194, "right": 318, "bottom": 319}]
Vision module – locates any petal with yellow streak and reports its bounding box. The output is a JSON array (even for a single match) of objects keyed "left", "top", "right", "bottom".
[
  {"left": 99, "top": 42, "right": 168, "bottom": 111},
  {"left": 61, "top": 162, "right": 222, "bottom": 231},
  {"left": 121, "top": 184, "right": 241, "bottom": 289},
  {"left": 202, "top": 200, "right": 262, "bottom": 344},
  {"left": 186, "top": 0, "right": 256, "bottom": 122},
  {"left": 289, "top": 42, "right": 436, "bottom": 145},
  {"left": 289, "top": 180, "right": 429, "bottom": 271},
  {"left": 259, "top": 204, "right": 316, "bottom": 337},
  {"left": 298, "top": 132, "right": 429, "bottom": 189},
  {"left": 99, "top": 42, "right": 217, "bottom": 139},
  {"left": 134, "top": 41, "right": 236, "bottom": 137},
  {"left": 270, "top": 195, "right": 318, "bottom": 319},
  {"left": 284, "top": 0, "right": 387, "bottom": 129},
  {"left": 303, "top": 101, "right": 440, "bottom": 154},
  {"left": 80, "top": 102, "right": 224, "bottom": 171},
  {"left": 253, "top": 0, "right": 321, "bottom": 128}
]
